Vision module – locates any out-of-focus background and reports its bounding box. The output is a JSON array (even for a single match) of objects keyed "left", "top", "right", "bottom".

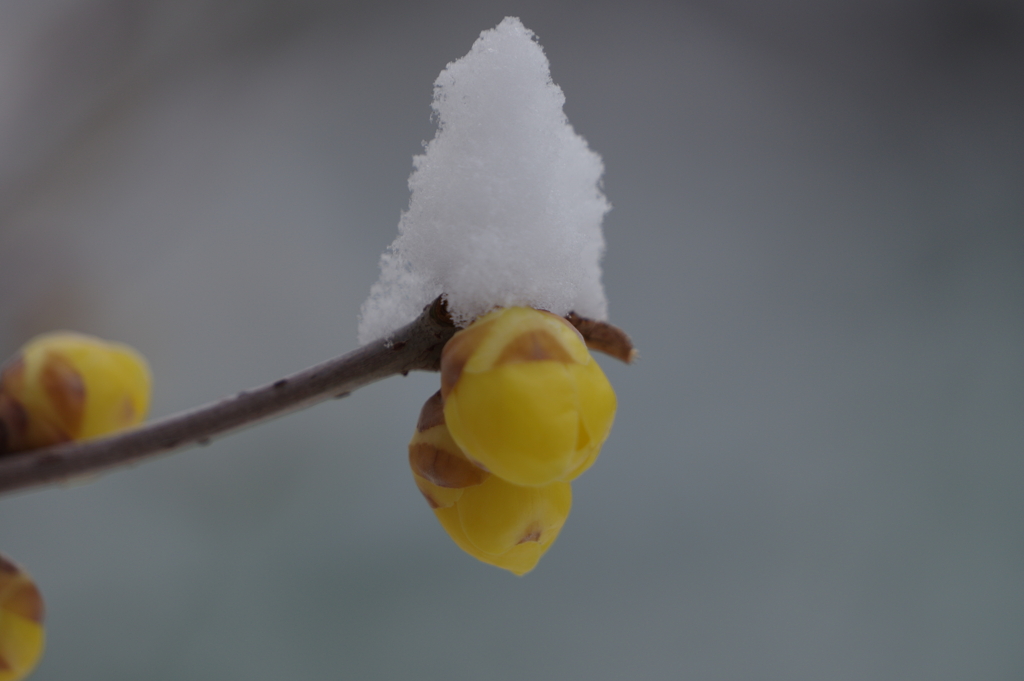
[{"left": 1, "top": 1, "right": 1022, "bottom": 679}]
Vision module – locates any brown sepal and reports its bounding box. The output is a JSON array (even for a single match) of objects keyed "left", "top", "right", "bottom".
[
  {"left": 409, "top": 442, "right": 489, "bottom": 489},
  {"left": 3, "top": 578, "right": 44, "bottom": 623},
  {"left": 495, "top": 329, "right": 575, "bottom": 366},
  {"left": 565, "top": 312, "right": 638, "bottom": 364},
  {"left": 439, "top": 318, "right": 495, "bottom": 399},
  {"left": 0, "top": 394, "right": 29, "bottom": 456},
  {"left": 40, "top": 351, "right": 85, "bottom": 436},
  {"left": 415, "top": 391, "right": 446, "bottom": 432},
  {"left": 0, "top": 555, "right": 44, "bottom": 623},
  {"left": 0, "top": 358, "right": 29, "bottom": 455}
]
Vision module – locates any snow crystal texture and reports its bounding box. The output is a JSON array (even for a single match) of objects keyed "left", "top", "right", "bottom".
[{"left": 357, "top": 17, "right": 610, "bottom": 344}]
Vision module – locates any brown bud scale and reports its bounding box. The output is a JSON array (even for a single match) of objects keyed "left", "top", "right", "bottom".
[
  {"left": 0, "top": 555, "right": 44, "bottom": 623},
  {"left": 415, "top": 391, "right": 446, "bottom": 432},
  {"left": 40, "top": 351, "right": 86, "bottom": 435},
  {"left": 495, "top": 329, "right": 575, "bottom": 366},
  {"left": 409, "top": 442, "right": 489, "bottom": 489},
  {"left": 565, "top": 312, "right": 638, "bottom": 364}
]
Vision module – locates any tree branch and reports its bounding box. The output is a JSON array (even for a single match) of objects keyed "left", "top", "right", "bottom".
[
  {"left": 0, "top": 298, "right": 636, "bottom": 498},
  {"left": 0, "top": 298, "right": 457, "bottom": 496}
]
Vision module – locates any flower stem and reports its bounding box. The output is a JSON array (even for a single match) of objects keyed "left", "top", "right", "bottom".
[{"left": 0, "top": 298, "right": 457, "bottom": 496}]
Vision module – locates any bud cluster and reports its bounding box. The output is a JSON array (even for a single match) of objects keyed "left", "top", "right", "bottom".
[{"left": 410, "top": 307, "right": 616, "bottom": 575}]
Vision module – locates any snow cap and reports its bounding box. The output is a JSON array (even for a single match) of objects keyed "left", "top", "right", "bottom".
[{"left": 358, "top": 17, "right": 610, "bottom": 344}]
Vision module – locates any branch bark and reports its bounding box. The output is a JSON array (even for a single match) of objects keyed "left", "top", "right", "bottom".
[{"left": 0, "top": 298, "right": 457, "bottom": 496}]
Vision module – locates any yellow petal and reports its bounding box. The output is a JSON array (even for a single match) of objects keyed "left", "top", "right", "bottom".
[
  {"left": 445, "top": 362, "right": 578, "bottom": 486},
  {"left": 562, "top": 361, "right": 617, "bottom": 479},
  {"left": 434, "top": 476, "right": 572, "bottom": 576}
]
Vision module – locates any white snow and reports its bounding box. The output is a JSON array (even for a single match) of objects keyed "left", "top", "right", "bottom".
[{"left": 357, "top": 17, "right": 610, "bottom": 344}]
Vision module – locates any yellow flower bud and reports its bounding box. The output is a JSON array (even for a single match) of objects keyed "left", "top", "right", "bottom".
[
  {"left": 440, "top": 307, "right": 616, "bottom": 487},
  {"left": 0, "top": 555, "right": 44, "bottom": 681},
  {"left": 410, "top": 392, "right": 572, "bottom": 576},
  {"left": 0, "top": 332, "right": 151, "bottom": 453}
]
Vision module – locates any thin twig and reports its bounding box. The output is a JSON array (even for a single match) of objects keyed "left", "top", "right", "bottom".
[{"left": 0, "top": 298, "right": 456, "bottom": 496}]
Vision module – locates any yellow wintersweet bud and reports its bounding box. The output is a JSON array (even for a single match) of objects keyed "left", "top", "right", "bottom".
[
  {"left": 440, "top": 307, "right": 616, "bottom": 487},
  {"left": 0, "top": 555, "right": 44, "bottom": 681},
  {"left": 0, "top": 332, "right": 151, "bottom": 453},
  {"left": 410, "top": 392, "right": 572, "bottom": 576}
]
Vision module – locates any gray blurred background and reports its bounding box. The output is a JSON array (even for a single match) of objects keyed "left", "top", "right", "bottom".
[{"left": 0, "top": 1, "right": 1022, "bottom": 679}]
